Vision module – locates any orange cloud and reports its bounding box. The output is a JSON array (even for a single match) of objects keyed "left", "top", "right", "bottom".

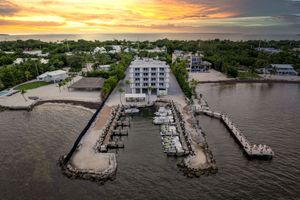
[{"left": 0, "top": 0, "right": 238, "bottom": 34}]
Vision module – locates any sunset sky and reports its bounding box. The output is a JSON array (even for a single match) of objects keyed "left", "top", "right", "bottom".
[{"left": 0, "top": 0, "right": 299, "bottom": 34}]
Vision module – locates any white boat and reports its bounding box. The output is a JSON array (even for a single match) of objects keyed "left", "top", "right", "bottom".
[
  {"left": 155, "top": 110, "right": 172, "bottom": 117},
  {"left": 160, "top": 125, "right": 178, "bottom": 136},
  {"left": 153, "top": 117, "right": 174, "bottom": 125},
  {"left": 124, "top": 108, "right": 140, "bottom": 114}
]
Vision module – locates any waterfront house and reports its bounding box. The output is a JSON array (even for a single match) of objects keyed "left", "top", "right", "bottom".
[
  {"left": 13, "top": 58, "right": 24, "bottom": 65},
  {"left": 23, "top": 50, "right": 49, "bottom": 57},
  {"left": 146, "top": 46, "right": 167, "bottom": 53},
  {"left": 98, "top": 65, "right": 111, "bottom": 71},
  {"left": 13, "top": 58, "right": 49, "bottom": 65},
  {"left": 93, "top": 47, "right": 106, "bottom": 54},
  {"left": 108, "top": 45, "right": 122, "bottom": 54},
  {"left": 259, "top": 64, "right": 298, "bottom": 76},
  {"left": 172, "top": 50, "right": 211, "bottom": 72},
  {"left": 37, "top": 70, "right": 68, "bottom": 82},
  {"left": 255, "top": 48, "right": 281, "bottom": 54},
  {"left": 129, "top": 58, "right": 170, "bottom": 95}
]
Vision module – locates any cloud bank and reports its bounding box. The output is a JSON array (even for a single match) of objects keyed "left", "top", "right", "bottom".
[{"left": 0, "top": 0, "right": 299, "bottom": 34}]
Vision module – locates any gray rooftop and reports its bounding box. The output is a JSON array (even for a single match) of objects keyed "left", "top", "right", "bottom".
[{"left": 69, "top": 77, "right": 105, "bottom": 90}]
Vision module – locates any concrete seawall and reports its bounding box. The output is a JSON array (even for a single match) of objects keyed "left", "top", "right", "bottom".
[{"left": 0, "top": 99, "right": 101, "bottom": 111}]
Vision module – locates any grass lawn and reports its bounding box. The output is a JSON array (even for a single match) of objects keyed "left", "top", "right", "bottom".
[{"left": 15, "top": 81, "right": 50, "bottom": 91}]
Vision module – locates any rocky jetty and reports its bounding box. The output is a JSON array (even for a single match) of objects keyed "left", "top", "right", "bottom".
[{"left": 58, "top": 154, "right": 117, "bottom": 184}]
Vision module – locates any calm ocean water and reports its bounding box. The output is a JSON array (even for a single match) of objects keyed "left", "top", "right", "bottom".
[
  {"left": 0, "top": 33, "right": 299, "bottom": 42},
  {"left": 0, "top": 83, "right": 299, "bottom": 200}
]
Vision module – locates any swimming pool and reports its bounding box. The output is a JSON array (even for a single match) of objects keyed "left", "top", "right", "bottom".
[{"left": 0, "top": 91, "right": 9, "bottom": 97}]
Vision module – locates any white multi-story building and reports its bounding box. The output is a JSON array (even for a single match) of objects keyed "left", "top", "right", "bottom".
[{"left": 129, "top": 58, "right": 170, "bottom": 95}]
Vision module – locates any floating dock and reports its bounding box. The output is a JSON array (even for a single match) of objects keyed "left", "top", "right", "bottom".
[
  {"left": 154, "top": 103, "right": 190, "bottom": 157},
  {"left": 194, "top": 99, "right": 274, "bottom": 159}
]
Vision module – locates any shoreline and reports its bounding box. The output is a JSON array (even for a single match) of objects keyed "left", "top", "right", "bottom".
[
  {"left": 0, "top": 99, "right": 101, "bottom": 112},
  {"left": 197, "top": 79, "right": 300, "bottom": 84}
]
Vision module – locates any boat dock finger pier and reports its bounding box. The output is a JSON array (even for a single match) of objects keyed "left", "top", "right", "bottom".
[
  {"left": 194, "top": 98, "right": 274, "bottom": 159},
  {"left": 97, "top": 105, "right": 131, "bottom": 152}
]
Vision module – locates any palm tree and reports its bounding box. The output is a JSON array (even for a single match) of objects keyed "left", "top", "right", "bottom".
[
  {"left": 20, "top": 89, "right": 27, "bottom": 102},
  {"left": 125, "top": 80, "right": 130, "bottom": 93},
  {"left": 147, "top": 86, "right": 153, "bottom": 104},
  {"left": 118, "top": 87, "right": 124, "bottom": 105},
  {"left": 24, "top": 71, "right": 32, "bottom": 81},
  {"left": 190, "top": 79, "right": 198, "bottom": 97},
  {"left": 58, "top": 82, "right": 63, "bottom": 92}
]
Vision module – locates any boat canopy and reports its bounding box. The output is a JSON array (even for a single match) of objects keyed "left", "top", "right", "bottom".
[{"left": 125, "top": 93, "right": 146, "bottom": 102}]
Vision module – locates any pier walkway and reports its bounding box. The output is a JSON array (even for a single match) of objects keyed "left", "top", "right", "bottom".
[
  {"left": 194, "top": 98, "right": 274, "bottom": 158},
  {"left": 67, "top": 105, "right": 117, "bottom": 180}
]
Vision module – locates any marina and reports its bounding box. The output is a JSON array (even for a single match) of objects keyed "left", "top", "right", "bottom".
[
  {"left": 1, "top": 83, "right": 300, "bottom": 199},
  {"left": 154, "top": 105, "right": 186, "bottom": 157}
]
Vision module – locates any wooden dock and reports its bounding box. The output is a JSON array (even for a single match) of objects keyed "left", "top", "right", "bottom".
[{"left": 194, "top": 100, "right": 274, "bottom": 159}]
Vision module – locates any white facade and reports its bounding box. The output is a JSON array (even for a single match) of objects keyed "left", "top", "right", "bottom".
[
  {"left": 262, "top": 64, "right": 298, "bottom": 76},
  {"left": 37, "top": 70, "right": 68, "bottom": 82},
  {"left": 146, "top": 46, "right": 167, "bottom": 53},
  {"left": 40, "top": 58, "right": 49, "bottom": 64},
  {"left": 23, "top": 50, "right": 49, "bottom": 57},
  {"left": 129, "top": 58, "right": 170, "bottom": 95},
  {"left": 13, "top": 58, "right": 24, "bottom": 65},
  {"left": 99, "top": 65, "right": 111, "bottom": 71},
  {"left": 255, "top": 48, "right": 281, "bottom": 54},
  {"left": 13, "top": 58, "right": 49, "bottom": 65},
  {"left": 93, "top": 47, "right": 106, "bottom": 54},
  {"left": 108, "top": 45, "right": 122, "bottom": 54}
]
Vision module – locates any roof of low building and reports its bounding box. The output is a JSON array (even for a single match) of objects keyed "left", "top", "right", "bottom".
[
  {"left": 125, "top": 93, "right": 146, "bottom": 98},
  {"left": 37, "top": 70, "right": 67, "bottom": 78},
  {"left": 271, "top": 64, "right": 294, "bottom": 69},
  {"left": 69, "top": 77, "right": 105, "bottom": 89}
]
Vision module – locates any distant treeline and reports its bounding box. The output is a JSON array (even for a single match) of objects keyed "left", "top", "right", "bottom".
[{"left": 0, "top": 39, "right": 299, "bottom": 90}]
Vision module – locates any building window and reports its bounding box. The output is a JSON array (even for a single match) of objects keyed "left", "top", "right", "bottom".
[
  {"left": 151, "top": 68, "right": 156, "bottom": 71},
  {"left": 143, "top": 68, "right": 149, "bottom": 71},
  {"left": 159, "top": 77, "right": 164, "bottom": 81},
  {"left": 135, "top": 73, "right": 140, "bottom": 76},
  {"left": 151, "top": 78, "right": 156, "bottom": 81},
  {"left": 143, "top": 78, "right": 148, "bottom": 81},
  {"left": 143, "top": 83, "right": 148, "bottom": 86},
  {"left": 151, "top": 73, "right": 156, "bottom": 76},
  {"left": 159, "top": 83, "right": 164, "bottom": 86},
  {"left": 135, "top": 78, "right": 140, "bottom": 81},
  {"left": 135, "top": 83, "right": 140, "bottom": 86},
  {"left": 159, "top": 73, "right": 164, "bottom": 76},
  {"left": 159, "top": 68, "right": 165, "bottom": 71},
  {"left": 143, "top": 73, "right": 148, "bottom": 76},
  {"left": 151, "top": 83, "right": 156, "bottom": 86},
  {"left": 135, "top": 68, "right": 140, "bottom": 71}
]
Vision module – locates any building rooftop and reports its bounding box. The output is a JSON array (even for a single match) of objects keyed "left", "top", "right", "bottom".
[
  {"left": 130, "top": 58, "right": 169, "bottom": 68},
  {"left": 271, "top": 64, "right": 294, "bottom": 69},
  {"left": 69, "top": 77, "right": 105, "bottom": 90},
  {"left": 37, "top": 70, "right": 67, "bottom": 79}
]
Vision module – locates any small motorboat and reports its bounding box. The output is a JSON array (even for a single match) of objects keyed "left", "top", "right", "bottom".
[{"left": 124, "top": 108, "right": 140, "bottom": 114}]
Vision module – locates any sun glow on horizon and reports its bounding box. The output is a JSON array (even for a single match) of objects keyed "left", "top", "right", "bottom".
[{"left": 0, "top": 0, "right": 298, "bottom": 34}]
